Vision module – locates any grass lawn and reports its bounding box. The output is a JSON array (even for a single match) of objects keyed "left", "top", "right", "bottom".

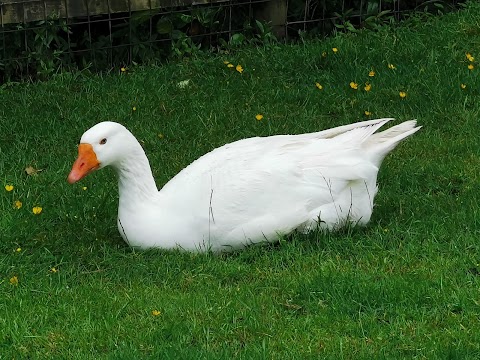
[{"left": 2, "top": 2, "right": 480, "bottom": 358}]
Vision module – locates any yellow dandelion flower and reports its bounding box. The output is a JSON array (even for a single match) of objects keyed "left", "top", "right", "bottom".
[
  {"left": 399, "top": 91, "right": 407, "bottom": 99},
  {"left": 364, "top": 83, "right": 372, "bottom": 92},
  {"left": 315, "top": 82, "right": 323, "bottom": 90},
  {"left": 5, "top": 184, "right": 14, "bottom": 192},
  {"left": 332, "top": 48, "right": 338, "bottom": 53},
  {"left": 15, "top": 247, "right": 22, "bottom": 252},
  {"left": 236, "top": 64, "right": 244, "bottom": 74},
  {"left": 461, "top": 84, "right": 467, "bottom": 89},
  {"left": 120, "top": 67, "right": 127, "bottom": 72},
  {"left": 255, "top": 114, "right": 264, "bottom": 121},
  {"left": 82, "top": 186, "right": 87, "bottom": 191},
  {"left": 14, "top": 200, "right": 22, "bottom": 209},
  {"left": 468, "top": 64, "right": 474, "bottom": 70},
  {"left": 466, "top": 53, "right": 474, "bottom": 62},
  {"left": 227, "top": 63, "right": 234, "bottom": 68},
  {"left": 50, "top": 267, "right": 58, "bottom": 273},
  {"left": 132, "top": 106, "right": 137, "bottom": 111},
  {"left": 368, "top": 70, "right": 375, "bottom": 77},
  {"left": 349, "top": 82, "right": 358, "bottom": 90},
  {"left": 364, "top": 111, "right": 372, "bottom": 116},
  {"left": 9, "top": 276, "right": 18, "bottom": 286},
  {"left": 223, "top": 60, "right": 230, "bottom": 64},
  {"left": 152, "top": 310, "right": 161, "bottom": 316},
  {"left": 388, "top": 64, "right": 396, "bottom": 70},
  {"left": 33, "top": 206, "right": 43, "bottom": 215}
]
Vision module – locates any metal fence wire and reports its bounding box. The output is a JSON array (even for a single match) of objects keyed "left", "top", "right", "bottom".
[{"left": 0, "top": 0, "right": 463, "bottom": 80}]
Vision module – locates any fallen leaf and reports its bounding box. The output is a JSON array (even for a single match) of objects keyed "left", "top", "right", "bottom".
[
  {"left": 25, "top": 166, "right": 42, "bottom": 176},
  {"left": 177, "top": 79, "right": 191, "bottom": 89}
]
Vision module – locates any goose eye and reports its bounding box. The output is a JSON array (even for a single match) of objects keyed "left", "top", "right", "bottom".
[{"left": 100, "top": 138, "right": 107, "bottom": 145}]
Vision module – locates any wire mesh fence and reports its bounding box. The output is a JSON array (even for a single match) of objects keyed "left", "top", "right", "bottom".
[
  {"left": 0, "top": 0, "right": 270, "bottom": 80},
  {"left": 285, "top": 0, "right": 463, "bottom": 37},
  {"left": 0, "top": 0, "right": 464, "bottom": 81}
]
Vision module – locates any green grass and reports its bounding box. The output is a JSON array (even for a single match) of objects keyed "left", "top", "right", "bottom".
[{"left": 2, "top": 2, "right": 480, "bottom": 358}]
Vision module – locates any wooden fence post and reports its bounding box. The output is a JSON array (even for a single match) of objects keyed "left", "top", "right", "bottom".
[{"left": 254, "top": 0, "right": 287, "bottom": 38}]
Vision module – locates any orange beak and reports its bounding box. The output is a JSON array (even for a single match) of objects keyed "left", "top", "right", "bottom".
[{"left": 68, "top": 143, "right": 100, "bottom": 184}]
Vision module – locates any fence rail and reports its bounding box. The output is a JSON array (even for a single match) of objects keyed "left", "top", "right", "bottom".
[{"left": 1, "top": 0, "right": 234, "bottom": 24}]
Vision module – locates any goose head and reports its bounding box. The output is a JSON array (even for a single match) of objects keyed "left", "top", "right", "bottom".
[{"left": 68, "top": 121, "right": 138, "bottom": 184}]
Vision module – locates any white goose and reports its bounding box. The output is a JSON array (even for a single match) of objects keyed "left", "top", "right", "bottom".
[{"left": 68, "top": 118, "right": 420, "bottom": 252}]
